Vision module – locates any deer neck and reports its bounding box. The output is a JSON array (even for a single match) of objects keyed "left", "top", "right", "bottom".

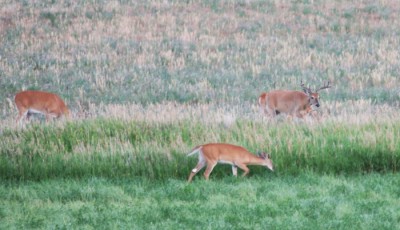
[{"left": 247, "top": 155, "right": 266, "bottom": 165}]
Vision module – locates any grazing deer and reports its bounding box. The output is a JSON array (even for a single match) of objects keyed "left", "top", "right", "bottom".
[
  {"left": 14, "top": 90, "right": 70, "bottom": 124},
  {"left": 258, "top": 81, "right": 331, "bottom": 119},
  {"left": 187, "top": 143, "right": 273, "bottom": 182}
]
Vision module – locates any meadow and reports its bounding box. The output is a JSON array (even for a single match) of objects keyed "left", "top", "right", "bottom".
[
  {"left": 1, "top": 174, "right": 400, "bottom": 229},
  {"left": 1, "top": 0, "right": 400, "bottom": 229}
]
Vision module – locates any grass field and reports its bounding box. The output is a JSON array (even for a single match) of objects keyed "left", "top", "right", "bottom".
[
  {"left": 1, "top": 117, "right": 400, "bottom": 228},
  {"left": 1, "top": 0, "right": 400, "bottom": 111},
  {"left": 1, "top": 118, "right": 400, "bottom": 181},
  {"left": 1, "top": 174, "right": 400, "bottom": 229},
  {"left": 1, "top": 0, "right": 400, "bottom": 229}
]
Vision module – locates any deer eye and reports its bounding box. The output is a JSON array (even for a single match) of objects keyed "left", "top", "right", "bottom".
[{"left": 311, "top": 96, "right": 315, "bottom": 99}]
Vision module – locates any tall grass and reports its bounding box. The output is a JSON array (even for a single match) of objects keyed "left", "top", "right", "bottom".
[
  {"left": 1, "top": 2, "right": 400, "bottom": 228},
  {"left": 1, "top": 115, "right": 399, "bottom": 181}
]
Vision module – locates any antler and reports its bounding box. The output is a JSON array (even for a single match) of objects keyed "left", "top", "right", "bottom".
[
  {"left": 316, "top": 81, "right": 331, "bottom": 92},
  {"left": 300, "top": 80, "right": 313, "bottom": 94}
]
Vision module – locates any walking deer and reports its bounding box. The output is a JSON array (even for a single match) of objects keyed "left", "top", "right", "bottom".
[
  {"left": 258, "top": 81, "right": 331, "bottom": 118},
  {"left": 187, "top": 143, "right": 273, "bottom": 182}
]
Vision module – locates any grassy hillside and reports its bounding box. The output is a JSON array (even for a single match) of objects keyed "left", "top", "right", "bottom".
[{"left": 1, "top": 0, "right": 400, "bottom": 118}]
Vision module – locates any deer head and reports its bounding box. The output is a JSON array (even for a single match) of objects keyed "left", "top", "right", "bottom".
[{"left": 300, "top": 81, "right": 331, "bottom": 107}]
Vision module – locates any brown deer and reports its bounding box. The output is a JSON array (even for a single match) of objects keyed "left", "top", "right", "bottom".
[
  {"left": 15, "top": 90, "right": 70, "bottom": 124},
  {"left": 187, "top": 143, "right": 273, "bottom": 182},
  {"left": 258, "top": 81, "right": 331, "bottom": 118}
]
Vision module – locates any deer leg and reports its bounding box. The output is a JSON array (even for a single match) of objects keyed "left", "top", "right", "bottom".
[
  {"left": 232, "top": 165, "right": 238, "bottom": 177},
  {"left": 309, "top": 110, "right": 320, "bottom": 121},
  {"left": 16, "top": 110, "right": 28, "bottom": 125},
  {"left": 236, "top": 163, "right": 250, "bottom": 177},
  {"left": 261, "top": 107, "right": 269, "bottom": 116},
  {"left": 26, "top": 111, "right": 33, "bottom": 120},
  {"left": 264, "top": 107, "right": 278, "bottom": 122},
  {"left": 289, "top": 108, "right": 303, "bottom": 120},
  {"left": 16, "top": 113, "right": 24, "bottom": 124},
  {"left": 188, "top": 160, "right": 206, "bottom": 182},
  {"left": 203, "top": 161, "right": 217, "bottom": 180},
  {"left": 266, "top": 108, "right": 275, "bottom": 118},
  {"left": 45, "top": 112, "right": 51, "bottom": 122}
]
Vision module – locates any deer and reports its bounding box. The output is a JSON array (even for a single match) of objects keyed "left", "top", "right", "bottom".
[
  {"left": 14, "top": 90, "right": 70, "bottom": 124},
  {"left": 187, "top": 143, "right": 273, "bottom": 182},
  {"left": 258, "top": 81, "right": 331, "bottom": 119}
]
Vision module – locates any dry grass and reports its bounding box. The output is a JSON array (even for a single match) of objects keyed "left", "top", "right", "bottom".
[
  {"left": 2, "top": 99, "right": 398, "bottom": 132},
  {"left": 0, "top": 0, "right": 399, "bottom": 128}
]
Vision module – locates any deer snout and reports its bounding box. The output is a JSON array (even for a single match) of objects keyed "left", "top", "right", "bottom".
[
  {"left": 266, "top": 164, "right": 273, "bottom": 171},
  {"left": 315, "top": 103, "right": 320, "bottom": 107}
]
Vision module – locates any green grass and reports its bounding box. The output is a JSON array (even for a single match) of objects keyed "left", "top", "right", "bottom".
[
  {"left": 1, "top": 173, "right": 399, "bottom": 229},
  {"left": 1, "top": 119, "right": 399, "bottom": 181},
  {"left": 1, "top": 1, "right": 400, "bottom": 228}
]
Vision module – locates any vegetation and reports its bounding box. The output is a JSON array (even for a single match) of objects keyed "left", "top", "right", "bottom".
[
  {"left": 1, "top": 0, "right": 400, "bottom": 229},
  {"left": 1, "top": 174, "right": 400, "bottom": 229},
  {"left": 1, "top": 118, "right": 400, "bottom": 181},
  {"left": 1, "top": 0, "right": 400, "bottom": 114}
]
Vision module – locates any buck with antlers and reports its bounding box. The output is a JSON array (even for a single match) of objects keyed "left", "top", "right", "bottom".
[
  {"left": 187, "top": 143, "right": 273, "bottom": 182},
  {"left": 258, "top": 81, "right": 331, "bottom": 119}
]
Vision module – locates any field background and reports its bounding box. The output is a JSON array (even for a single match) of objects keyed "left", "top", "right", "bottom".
[
  {"left": 1, "top": 0, "right": 400, "bottom": 115},
  {"left": 1, "top": 0, "right": 400, "bottom": 229}
]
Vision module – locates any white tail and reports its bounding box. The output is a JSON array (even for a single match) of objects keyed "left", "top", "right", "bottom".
[
  {"left": 187, "top": 145, "right": 203, "bottom": 157},
  {"left": 187, "top": 143, "right": 273, "bottom": 182},
  {"left": 15, "top": 90, "right": 70, "bottom": 124}
]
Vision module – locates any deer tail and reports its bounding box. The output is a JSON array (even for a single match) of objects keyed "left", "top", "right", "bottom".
[{"left": 187, "top": 145, "right": 203, "bottom": 157}]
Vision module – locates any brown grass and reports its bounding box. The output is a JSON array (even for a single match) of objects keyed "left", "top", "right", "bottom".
[{"left": 0, "top": 0, "right": 399, "bottom": 128}]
